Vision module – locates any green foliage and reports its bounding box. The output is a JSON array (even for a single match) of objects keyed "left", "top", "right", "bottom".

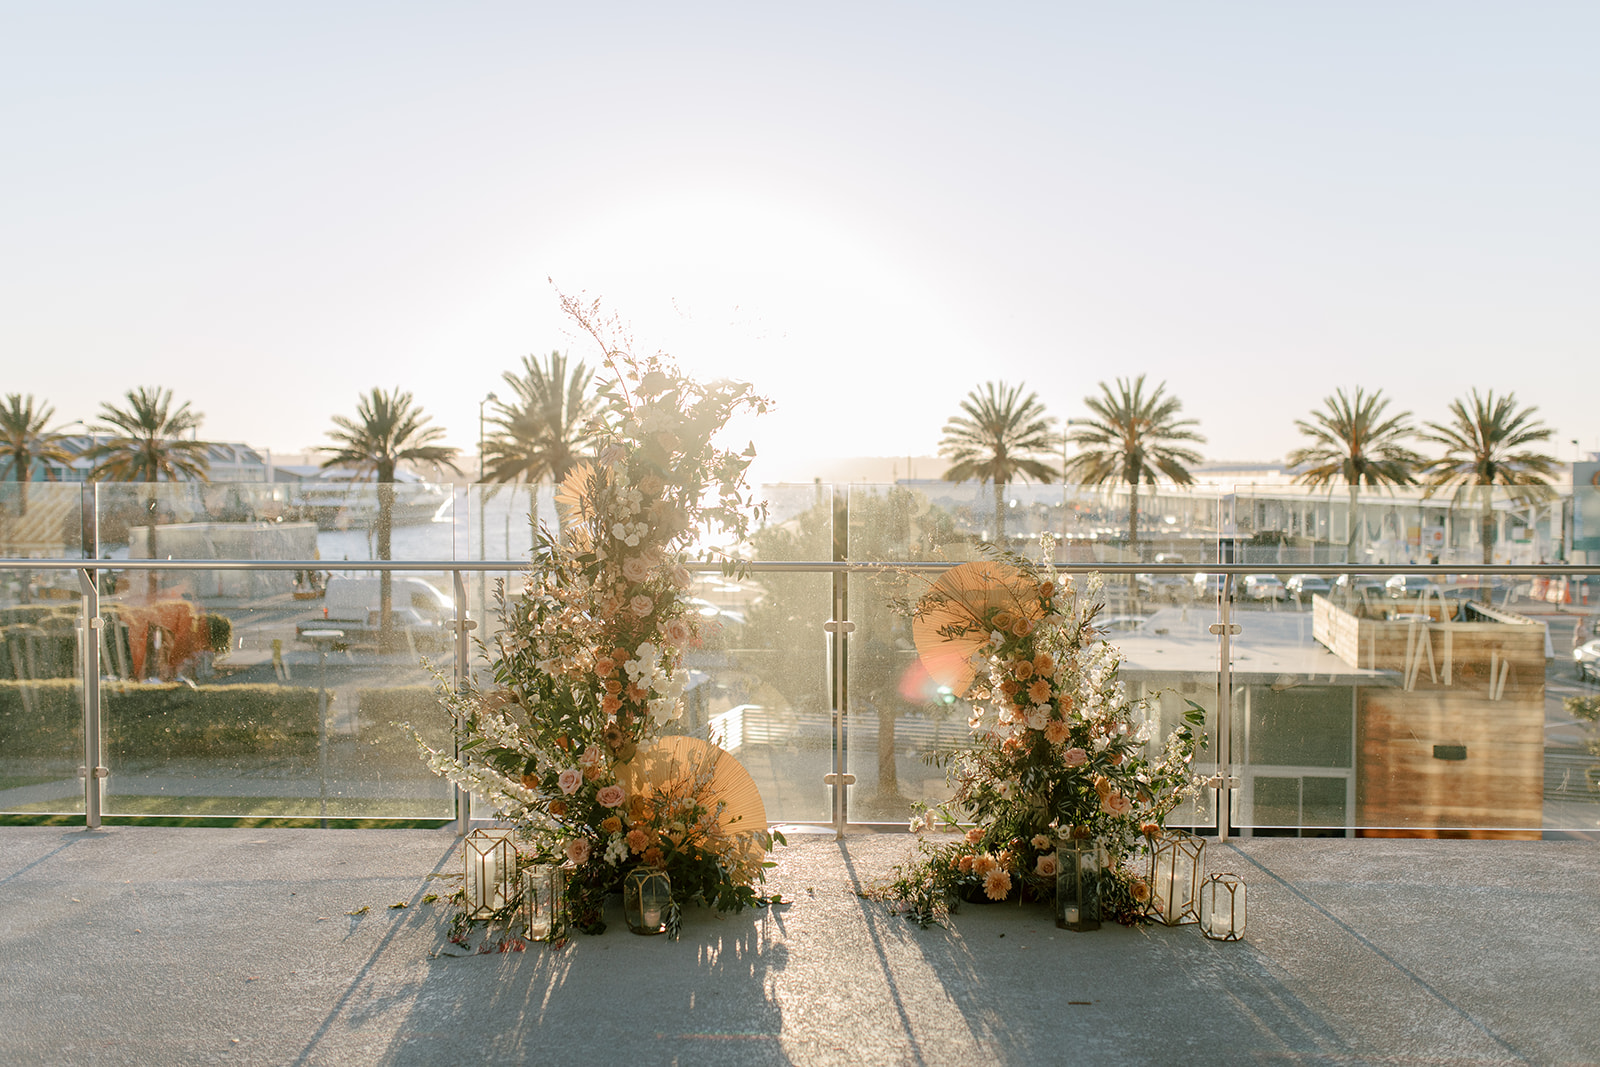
[
  {"left": 199, "top": 613, "right": 232, "bottom": 654},
  {"left": 0, "top": 681, "right": 319, "bottom": 760}
]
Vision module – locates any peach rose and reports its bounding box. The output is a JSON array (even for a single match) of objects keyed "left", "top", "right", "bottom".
[
  {"left": 1063, "top": 747, "right": 1088, "bottom": 767},
  {"left": 1035, "top": 853, "right": 1059, "bottom": 878},
  {"left": 1130, "top": 878, "right": 1151, "bottom": 903},
  {"left": 622, "top": 556, "right": 651, "bottom": 583},
  {"left": 557, "top": 768, "right": 583, "bottom": 795},
  {"left": 1031, "top": 833, "right": 1053, "bottom": 850},
  {"left": 579, "top": 745, "right": 603, "bottom": 767},
  {"left": 992, "top": 610, "right": 1015, "bottom": 631},
  {"left": 596, "top": 784, "right": 626, "bottom": 807},
  {"left": 664, "top": 617, "right": 693, "bottom": 646},
  {"left": 565, "top": 837, "right": 591, "bottom": 865},
  {"left": 629, "top": 594, "right": 654, "bottom": 617},
  {"left": 1013, "top": 660, "right": 1034, "bottom": 681},
  {"left": 1101, "top": 792, "right": 1133, "bottom": 816},
  {"left": 1140, "top": 822, "right": 1163, "bottom": 839}
]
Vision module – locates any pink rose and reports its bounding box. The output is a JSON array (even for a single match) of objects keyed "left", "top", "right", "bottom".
[
  {"left": 1101, "top": 792, "right": 1133, "bottom": 816},
  {"left": 565, "top": 837, "right": 591, "bottom": 865},
  {"left": 670, "top": 565, "right": 693, "bottom": 590},
  {"left": 578, "top": 745, "right": 602, "bottom": 768},
  {"left": 1035, "top": 853, "right": 1059, "bottom": 877},
  {"left": 557, "top": 768, "right": 583, "bottom": 795},
  {"left": 622, "top": 557, "right": 651, "bottom": 583},
  {"left": 596, "top": 784, "right": 626, "bottom": 808},
  {"left": 663, "top": 617, "right": 693, "bottom": 647},
  {"left": 629, "top": 594, "right": 654, "bottom": 617},
  {"left": 1063, "top": 747, "right": 1088, "bottom": 767}
]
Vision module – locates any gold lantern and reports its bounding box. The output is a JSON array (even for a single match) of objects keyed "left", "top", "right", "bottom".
[
  {"left": 1199, "top": 872, "right": 1247, "bottom": 941},
  {"left": 1146, "top": 829, "right": 1204, "bottom": 926},
  {"left": 1054, "top": 836, "right": 1104, "bottom": 932},
  {"left": 464, "top": 827, "right": 517, "bottom": 920},
  {"left": 522, "top": 863, "right": 566, "bottom": 942},
  {"left": 623, "top": 867, "right": 672, "bottom": 935}
]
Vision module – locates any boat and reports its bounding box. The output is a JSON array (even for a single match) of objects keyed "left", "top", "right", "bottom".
[{"left": 278, "top": 467, "right": 453, "bottom": 531}]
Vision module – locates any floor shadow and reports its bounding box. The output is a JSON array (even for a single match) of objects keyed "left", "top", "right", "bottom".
[{"left": 369, "top": 895, "right": 795, "bottom": 1067}]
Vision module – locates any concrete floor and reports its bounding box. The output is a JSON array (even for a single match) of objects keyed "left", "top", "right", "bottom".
[{"left": 1, "top": 826, "right": 1596, "bottom": 1066}]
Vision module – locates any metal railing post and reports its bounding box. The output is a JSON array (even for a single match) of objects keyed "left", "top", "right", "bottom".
[
  {"left": 451, "top": 569, "right": 473, "bottom": 835},
  {"left": 823, "top": 486, "right": 854, "bottom": 838},
  {"left": 1209, "top": 572, "right": 1241, "bottom": 841},
  {"left": 76, "top": 568, "right": 105, "bottom": 828}
]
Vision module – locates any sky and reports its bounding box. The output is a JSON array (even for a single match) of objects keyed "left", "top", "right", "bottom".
[{"left": 3, "top": 2, "right": 1596, "bottom": 483}]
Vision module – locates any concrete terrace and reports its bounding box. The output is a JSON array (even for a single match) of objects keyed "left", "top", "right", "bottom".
[{"left": 1, "top": 826, "right": 1596, "bottom": 1066}]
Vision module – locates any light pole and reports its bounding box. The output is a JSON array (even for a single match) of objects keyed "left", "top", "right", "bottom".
[{"left": 478, "top": 392, "right": 497, "bottom": 625}]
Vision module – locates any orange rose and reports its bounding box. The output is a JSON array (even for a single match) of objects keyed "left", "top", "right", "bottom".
[
  {"left": 600, "top": 816, "right": 622, "bottom": 834},
  {"left": 1038, "top": 581, "right": 1055, "bottom": 599},
  {"left": 549, "top": 800, "right": 568, "bottom": 817},
  {"left": 1012, "top": 617, "right": 1034, "bottom": 637},
  {"left": 1013, "top": 660, "right": 1034, "bottom": 681},
  {"left": 992, "top": 610, "right": 1015, "bottom": 630}
]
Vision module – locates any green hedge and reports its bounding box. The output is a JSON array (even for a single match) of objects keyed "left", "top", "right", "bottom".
[
  {"left": 0, "top": 681, "right": 319, "bottom": 761},
  {"left": 357, "top": 685, "right": 452, "bottom": 747}
]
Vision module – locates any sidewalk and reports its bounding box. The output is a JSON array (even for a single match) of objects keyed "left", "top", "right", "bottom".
[{"left": 1, "top": 826, "right": 1595, "bottom": 1065}]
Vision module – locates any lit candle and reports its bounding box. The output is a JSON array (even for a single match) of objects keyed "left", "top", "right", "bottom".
[
  {"left": 642, "top": 905, "right": 662, "bottom": 930},
  {"left": 1064, "top": 906, "right": 1079, "bottom": 925},
  {"left": 477, "top": 852, "right": 499, "bottom": 909}
]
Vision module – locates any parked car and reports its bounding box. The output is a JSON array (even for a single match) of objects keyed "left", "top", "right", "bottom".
[
  {"left": 1243, "top": 574, "right": 1285, "bottom": 601},
  {"left": 297, "top": 575, "right": 458, "bottom": 649},
  {"left": 1574, "top": 639, "right": 1600, "bottom": 682},
  {"left": 1285, "top": 574, "right": 1331, "bottom": 600},
  {"left": 1332, "top": 574, "right": 1388, "bottom": 600},
  {"left": 1384, "top": 574, "right": 1441, "bottom": 599}
]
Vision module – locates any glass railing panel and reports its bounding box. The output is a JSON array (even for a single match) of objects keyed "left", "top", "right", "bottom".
[
  {"left": 0, "top": 480, "right": 86, "bottom": 562},
  {"left": 842, "top": 484, "right": 978, "bottom": 823},
  {"left": 95, "top": 566, "right": 453, "bottom": 821},
  {"left": 1230, "top": 481, "right": 1574, "bottom": 569},
  {"left": 0, "top": 563, "right": 86, "bottom": 816},
  {"left": 676, "top": 484, "right": 832, "bottom": 824}
]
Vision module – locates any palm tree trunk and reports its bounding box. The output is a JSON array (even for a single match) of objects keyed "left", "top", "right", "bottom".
[
  {"left": 1347, "top": 484, "right": 1360, "bottom": 564},
  {"left": 1126, "top": 480, "right": 1141, "bottom": 595},
  {"left": 377, "top": 468, "right": 395, "bottom": 652},
  {"left": 994, "top": 480, "right": 1006, "bottom": 543},
  {"left": 145, "top": 494, "right": 159, "bottom": 600},
  {"left": 1480, "top": 483, "right": 1495, "bottom": 569},
  {"left": 877, "top": 705, "right": 899, "bottom": 800}
]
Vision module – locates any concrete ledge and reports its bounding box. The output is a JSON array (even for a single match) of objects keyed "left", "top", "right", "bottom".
[{"left": 1, "top": 826, "right": 1595, "bottom": 1065}]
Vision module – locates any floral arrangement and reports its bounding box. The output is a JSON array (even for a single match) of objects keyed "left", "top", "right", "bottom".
[
  {"left": 875, "top": 550, "right": 1205, "bottom": 926},
  {"left": 411, "top": 295, "right": 781, "bottom": 935}
]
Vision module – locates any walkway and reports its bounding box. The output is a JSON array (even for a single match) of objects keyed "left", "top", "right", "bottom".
[{"left": 0, "top": 826, "right": 1595, "bottom": 1065}]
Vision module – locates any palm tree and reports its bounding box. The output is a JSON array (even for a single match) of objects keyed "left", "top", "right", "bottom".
[
  {"left": 1064, "top": 375, "right": 1205, "bottom": 563},
  {"left": 483, "top": 351, "right": 602, "bottom": 536},
  {"left": 1420, "top": 389, "right": 1557, "bottom": 568},
  {"left": 0, "top": 394, "right": 74, "bottom": 518},
  {"left": 938, "top": 381, "right": 1059, "bottom": 542},
  {"left": 322, "top": 388, "right": 461, "bottom": 650},
  {"left": 85, "top": 387, "right": 211, "bottom": 598},
  {"left": 1287, "top": 387, "right": 1423, "bottom": 563}
]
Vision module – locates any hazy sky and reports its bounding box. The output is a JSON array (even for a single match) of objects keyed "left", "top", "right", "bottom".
[{"left": 3, "top": 2, "right": 1596, "bottom": 481}]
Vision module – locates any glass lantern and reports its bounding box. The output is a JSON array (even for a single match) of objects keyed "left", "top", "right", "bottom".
[
  {"left": 623, "top": 867, "right": 672, "bottom": 935},
  {"left": 1147, "top": 829, "right": 1204, "bottom": 926},
  {"left": 464, "top": 827, "right": 517, "bottom": 920},
  {"left": 1199, "top": 872, "right": 1247, "bottom": 941},
  {"left": 1054, "top": 836, "right": 1103, "bottom": 932},
  {"left": 522, "top": 863, "right": 566, "bottom": 942}
]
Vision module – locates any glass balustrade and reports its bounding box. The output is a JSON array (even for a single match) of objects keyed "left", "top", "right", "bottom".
[{"left": 1, "top": 480, "right": 1596, "bottom": 837}]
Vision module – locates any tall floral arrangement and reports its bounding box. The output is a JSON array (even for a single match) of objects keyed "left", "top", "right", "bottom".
[
  {"left": 879, "top": 551, "right": 1204, "bottom": 925},
  {"left": 413, "top": 295, "right": 776, "bottom": 934}
]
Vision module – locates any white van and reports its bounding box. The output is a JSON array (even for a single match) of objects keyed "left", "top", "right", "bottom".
[{"left": 298, "top": 576, "right": 458, "bottom": 648}]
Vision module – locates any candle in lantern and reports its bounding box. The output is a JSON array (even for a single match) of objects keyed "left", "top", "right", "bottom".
[
  {"left": 1063, "top": 906, "right": 1079, "bottom": 925},
  {"left": 477, "top": 852, "right": 499, "bottom": 909}
]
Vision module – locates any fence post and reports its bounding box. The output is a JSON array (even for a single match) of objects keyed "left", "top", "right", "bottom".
[
  {"left": 452, "top": 569, "right": 472, "bottom": 836},
  {"left": 76, "top": 568, "right": 104, "bottom": 829}
]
